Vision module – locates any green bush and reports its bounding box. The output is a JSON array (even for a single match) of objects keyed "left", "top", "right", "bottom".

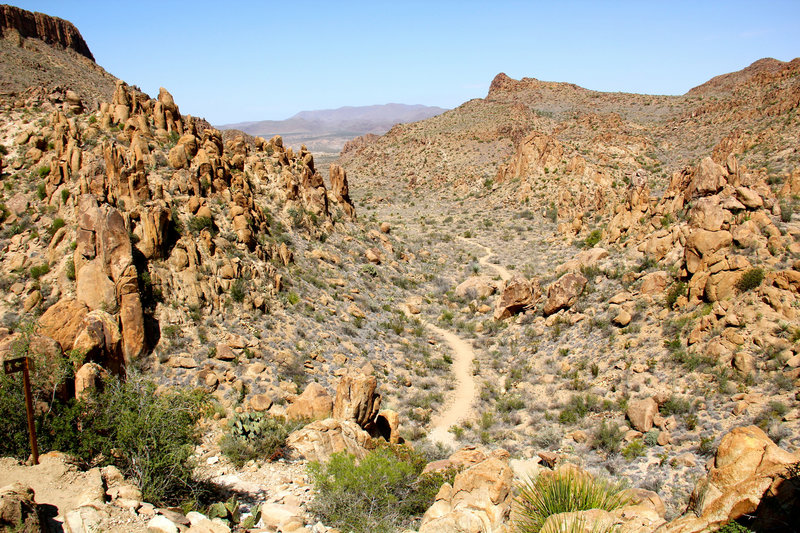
[
  {"left": 230, "top": 278, "right": 246, "bottom": 303},
  {"left": 716, "top": 521, "right": 754, "bottom": 532},
  {"left": 592, "top": 420, "right": 623, "bottom": 454},
  {"left": 80, "top": 375, "right": 210, "bottom": 504},
  {"left": 219, "top": 412, "right": 302, "bottom": 467},
  {"left": 49, "top": 217, "right": 66, "bottom": 235},
  {"left": 584, "top": 229, "right": 602, "bottom": 248},
  {"left": 37, "top": 166, "right": 50, "bottom": 178},
  {"left": 1, "top": 341, "right": 210, "bottom": 507},
  {"left": 736, "top": 268, "right": 764, "bottom": 292},
  {"left": 188, "top": 216, "right": 213, "bottom": 234},
  {"left": 558, "top": 394, "right": 599, "bottom": 425},
  {"left": 514, "top": 469, "right": 629, "bottom": 532},
  {"left": 622, "top": 439, "right": 646, "bottom": 459},
  {"left": 660, "top": 395, "right": 692, "bottom": 416},
  {"left": 309, "top": 445, "right": 455, "bottom": 533},
  {"left": 29, "top": 263, "right": 50, "bottom": 279},
  {"left": 665, "top": 281, "right": 686, "bottom": 309}
]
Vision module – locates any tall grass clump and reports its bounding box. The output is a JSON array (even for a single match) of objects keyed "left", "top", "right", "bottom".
[{"left": 514, "top": 469, "right": 629, "bottom": 532}]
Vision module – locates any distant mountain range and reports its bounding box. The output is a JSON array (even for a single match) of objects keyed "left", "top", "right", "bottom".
[{"left": 218, "top": 103, "right": 447, "bottom": 152}]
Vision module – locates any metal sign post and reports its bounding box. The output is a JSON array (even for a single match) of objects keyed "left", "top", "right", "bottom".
[{"left": 3, "top": 357, "right": 39, "bottom": 465}]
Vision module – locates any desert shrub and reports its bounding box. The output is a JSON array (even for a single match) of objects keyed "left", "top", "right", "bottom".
[
  {"left": 622, "top": 439, "right": 646, "bottom": 459},
  {"left": 65, "top": 258, "right": 76, "bottom": 281},
  {"left": 219, "top": 412, "right": 302, "bottom": 467},
  {"left": 2, "top": 351, "right": 210, "bottom": 506},
  {"left": 309, "top": 445, "right": 456, "bottom": 533},
  {"left": 230, "top": 278, "right": 246, "bottom": 303},
  {"left": 48, "top": 218, "right": 65, "bottom": 237},
  {"left": 660, "top": 395, "right": 692, "bottom": 416},
  {"left": 79, "top": 375, "right": 210, "bottom": 504},
  {"left": 643, "top": 430, "right": 659, "bottom": 447},
  {"left": 514, "top": 469, "right": 629, "bottom": 532},
  {"left": 665, "top": 281, "right": 686, "bottom": 309},
  {"left": 188, "top": 216, "right": 213, "bottom": 234},
  {"left": 37, "top": 165, "right": 50, "bottom": 178},
  {"left": 29, "top": 263, "right": 50, "bottom": 279},
  {"left": 736, "top": 268, "right": 764, "bottom": 292},
  {"left": 584, "top": 229, "right": 602, "bottom": 248},
  {"left": 716, "top": 521, "right": 754, "bottom": 532},
  {"left": 558, "top": 394, "right": 599, "bottom": 424},
  {"left": 698, "top": 436, "right": 716, "bottom": 456},
  {"left": 779, "top": 202, "right": 793, "bottom": 223},
  {"left": 592, "top": 420, "right": 623, "bottom": 454}
]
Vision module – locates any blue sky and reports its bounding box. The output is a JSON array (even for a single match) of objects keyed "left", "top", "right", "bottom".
[{"left": 10, "top": 1, "right": 800, "bottom": 124}]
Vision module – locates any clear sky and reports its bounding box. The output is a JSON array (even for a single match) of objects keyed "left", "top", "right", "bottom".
[{"left": 9, "top": 1, "right": 800, "bottom": 124}]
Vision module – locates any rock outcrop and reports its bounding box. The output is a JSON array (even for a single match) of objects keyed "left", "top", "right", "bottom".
[
  {"left": 662, "top": 425, "right": 800, "bottom": 533},
  {"left": 0, "top": 4, "right": 95, "bottom": 60},
  {"left": 0, "top": 483, "right": 43, "bottom": 532},
  {"left": 285, "top": 418, "right": 371, "bottom": 463},
  {"left": 418, "top": 449, "right": 513, "bottom": 533},
  {"left": 332, "top": 370, "right": 382, "bottom": 431}
]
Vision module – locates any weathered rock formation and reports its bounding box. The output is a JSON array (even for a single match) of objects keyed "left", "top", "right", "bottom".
[
  {"left": 661, "top": 425, "right": 800, "bottom": 532},
  {"left": 0, "top": 4, "right": 95, "bottom": 60},
  {"left": 419, "top": 449, "right": 513, "bottom": 533}
]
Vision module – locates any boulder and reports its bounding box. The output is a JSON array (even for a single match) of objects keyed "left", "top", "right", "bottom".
[
  {"left": 689, "top": 157, "right": 727, "bottom": 197},
  {"left": 418, "top": 449, "right": 513, "bottom": 533},
  {"left": 543, "top": 273, "right": 587, "bottom": 316},
  {"left": 626, "top": 397, "right": 659, "bottom": 432},
  {"left": 285, "top": 382, "right": 333, "bottom": 421},
  {"left": 663, "top": 426, "right": 800, "bottom": 533},
  {"left": 74, "top": 362, "right": 108, "bottom": 399},
  {"left": 285, "top": 418, "right": 371, "bottom": 462},
  {"left": 0, "top": 483, "right": 42, "bottom": 532},
  {"left": 76, "top": 259, "right": 117, "bottom": 312},
  {"left": 640, "top": 271, "right": 670, "bottom": 296},
  {"left": 455, "top": 276, "right": 497, "bottom": 300},
  {"left": 333, "top": 371, "right": 381, "bottom": 430},
  {"left": 37, "top": 298, "right": 89, "bottom": 351},
  {"left": 556, "top": 247, "right": 609, "bottom": 275},
  {"left": 494, "top": 277, "right": 539, "bottom": 320}
]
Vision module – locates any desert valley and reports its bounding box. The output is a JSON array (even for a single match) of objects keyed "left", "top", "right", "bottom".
[{"left": 0, "top": 4, "right": 799, "bottom": 533}]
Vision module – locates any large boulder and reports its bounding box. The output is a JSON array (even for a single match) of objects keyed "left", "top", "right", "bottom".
[
  {"left": 0, "top": 483, "right": 43, "bottom": 532},
  {"left": 285, "top": 418, "right": 371, "bottom": 463},
  {"left": 663, "top": 426, "right": 800, "bottom": 533},
  {"left": 689, "top": 157, "right": 727, "bottom": 197},
  {"left": 37, "top": 298, "right": 89, "bottom": 352},
  {"left": 333, "top": 371, "right": 381, "bottom": 430},
  {"left": 418, "top": 449, "right": 513, "bottom": 533},
  {"left": 285, "top": 382, "right": 333, "bottom": 421},
  {"left": 543, "top": 273, "right": 587, "bottom": 316},
  {"left": 626, "top": 397, "right": 659, "bottom": 432},
  {"left": 494, "top": 277, "right": 539, "bottom": 320},
  {"left": 456, "top": 276, "right": 498, "bottom": 300}
]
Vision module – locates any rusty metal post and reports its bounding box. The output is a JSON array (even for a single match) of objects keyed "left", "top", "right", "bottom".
[{"left": 22, "top": 357, "right": 39, "bottom": 465}]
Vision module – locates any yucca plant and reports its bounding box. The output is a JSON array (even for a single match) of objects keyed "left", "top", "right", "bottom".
[{"left": 514, "top": 469, "right": 629, "bottom": 533}]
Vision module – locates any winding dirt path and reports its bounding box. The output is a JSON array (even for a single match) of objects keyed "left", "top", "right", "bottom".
[
  {"left": 460, "top": 238, "right": 512, "bottom": 281},
  {"left": 404, "top": 240, "right": 512, "bottom": 448}
]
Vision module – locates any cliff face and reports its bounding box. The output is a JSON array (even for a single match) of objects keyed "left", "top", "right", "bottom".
[{"left": 0, "top": 4, "right": 94, "bottom": 61}]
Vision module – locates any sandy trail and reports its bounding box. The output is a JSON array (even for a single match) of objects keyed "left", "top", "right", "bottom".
[
  {"left": 460, "top": 238, "right": 512, "bottom": 281},
  {"left": 423, "top": 322, "right": 477, "bottom": 448},
  {"left": 405, "top": 238, "right": 513, "bottom": 449}
]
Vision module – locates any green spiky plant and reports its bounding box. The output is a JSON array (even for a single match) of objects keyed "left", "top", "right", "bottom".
[{"left": 514, "top": 469, "right": 630, "bottom": 533}]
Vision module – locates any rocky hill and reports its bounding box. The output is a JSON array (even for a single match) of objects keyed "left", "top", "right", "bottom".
[
  {"left": 0, "top": 6, "right": 798, "bottom": 533},
  {"left": 0, "top": 4, "right": 116, "bottom": 106},
  {"left": 220, "top": 103, "right": 447, "bottom": 153}
]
